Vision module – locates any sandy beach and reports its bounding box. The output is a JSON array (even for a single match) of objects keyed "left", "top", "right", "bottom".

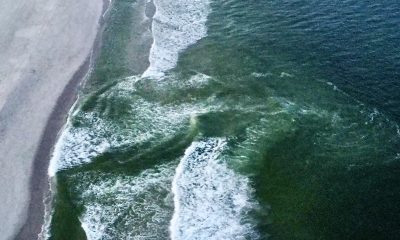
[{"left": 0, "top": 0, "right": 104, "bottom": 239}]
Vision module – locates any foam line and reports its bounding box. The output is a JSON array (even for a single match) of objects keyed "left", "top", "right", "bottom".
[
  {"left": 77, "top": 163, "right": 175, "bottom": 240},
  {"left": 142, "top": 0, "right": 211, "bottom": 78},
  {"left": 170, "top": 138, "right": 259, "bottom": 240}
]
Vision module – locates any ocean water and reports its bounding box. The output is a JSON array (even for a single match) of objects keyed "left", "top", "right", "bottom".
[{"left": 46, "top": 0, "right": 400, "bottom": 239}]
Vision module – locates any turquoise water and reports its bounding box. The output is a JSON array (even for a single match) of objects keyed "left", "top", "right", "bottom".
[{"left": 47, "top": 0, "right": 400, "bottom": 239}]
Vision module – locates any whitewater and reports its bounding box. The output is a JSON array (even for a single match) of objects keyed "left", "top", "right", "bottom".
[
  {"left": 170, "top": 139, "right": 259, "bottom": 240},
  {"left": 45, "top": 0, "right": 260, "bottom": 239}
]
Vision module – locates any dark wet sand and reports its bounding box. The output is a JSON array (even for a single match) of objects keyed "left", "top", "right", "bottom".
[
  {"left": 14, "top": 2, "right": 112, "bottom": 239},
  {"left": 0, "top": 1, "right": 111, "bottom": 239}
]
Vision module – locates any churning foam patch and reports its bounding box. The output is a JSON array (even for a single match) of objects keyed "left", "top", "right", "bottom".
[
  {"left": 48, "top": 74, "right": 220, "bottom": 175},
  {"left": 76, "top": 162, "right": 175, "bottom": 240},
  {"left": 251, "top": 72, "right": 273, "bottom": 78},
  {"left": 48, "top": 112, "right": 111, "bottom": 176},
  {"left": 170, "top": 138, "right": 259, "bottom": 240},
  {"left": 49, "top": 104, "right": 212, "bottom": 173},
  {"left": 142, "top": 0, "right": 211, "bottom": 78}
]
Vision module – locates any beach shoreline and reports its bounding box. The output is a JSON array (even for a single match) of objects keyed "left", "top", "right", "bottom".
[
  {"left": 14, "top": 1, "right": 112, "bottom": 239},
  {"left": 24, "top": 0, "right": 157, "bottom": 238},
  {"left": 0, "top": 0, "right": 106, "bottom": 239}
]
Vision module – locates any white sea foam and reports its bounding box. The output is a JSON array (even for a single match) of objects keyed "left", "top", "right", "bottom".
[
  {"left": 185, "top": 72, "right": 212, "bottom": 88},
  {"left": 49, "top": 0, "right": 213, "bottom": 173},
  {"left": 48, "top": 100, "right": 86, "bottom": 177},
  {"left": 48, "top": 112, "right": 111, "bottom": 176},
  {"left": 142, "top": 0, "right": 211, "bottom": 78},
  {"left": 280, "top": 72, "right": 294, "bottom": 78},
  {"left": 170, "top": 138, "right": 259, "bottom": 240},
  {"left": 156, "top": 72, "right": 213, "bottom": 89},
  {"left": 251, "top": 72, "right": 273, "bottom": 78},
  {"left": 38, "top": 183, "right": 54, "bottom": 240},
  {"left": 76, "top": 162, "right": 175, "bottom": 240},
  {"left": 49, "top": 75, "right": 221, "bottom": 174}
]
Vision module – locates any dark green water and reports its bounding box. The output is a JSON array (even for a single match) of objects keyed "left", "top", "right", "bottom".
[{"left": 46, "top": 0, "right": 400, "bottom": 239}]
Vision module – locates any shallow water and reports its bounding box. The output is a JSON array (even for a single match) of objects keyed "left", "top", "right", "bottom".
[{"left": 47, "top": 0, "right": 400, "bottom": 239}]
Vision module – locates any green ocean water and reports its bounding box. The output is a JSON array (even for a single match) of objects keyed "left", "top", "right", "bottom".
[{"left": 47, "top": 0, "right": 400, "bottom": 239}]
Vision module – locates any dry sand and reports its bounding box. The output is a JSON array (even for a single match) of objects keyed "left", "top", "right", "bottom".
[{"left": 0, "top": 0, "right": 104, "bottom": 239}]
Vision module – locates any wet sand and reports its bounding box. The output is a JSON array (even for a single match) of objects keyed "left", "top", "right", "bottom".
[{"left": 0, "top": 0, "right": 104, "bottom": 239}]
